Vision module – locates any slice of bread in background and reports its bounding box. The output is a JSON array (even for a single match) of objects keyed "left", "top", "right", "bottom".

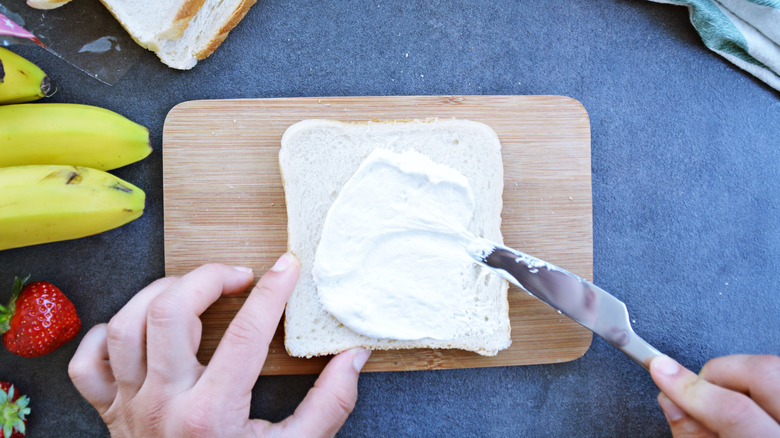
[
  {"left": 280, "top": 119, "right": 511, "bottom": 358},
  {"left": 99, "top": 0, "right": 206, "bottom": 47},
  {"left": 152, "top": 0, "right": 256, "bottom": 69},
  {"left": 99, "top": 0, "right": 256, "bottom": 70}
]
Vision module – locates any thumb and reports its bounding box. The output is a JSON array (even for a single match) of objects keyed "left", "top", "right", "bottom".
[
  {"left": 649, "top": 355, "right": 778, "bottom": 437},
  {"left": 281, "top": 348, "right": 371, "bottom": 438}
]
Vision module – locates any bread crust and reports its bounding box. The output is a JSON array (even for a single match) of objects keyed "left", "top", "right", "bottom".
[
  {"left": 194, "top": 0, "right": 257, "bottom": 60},
  {"left": 160, "top": 0, "right": 209, "bottom": 39}
]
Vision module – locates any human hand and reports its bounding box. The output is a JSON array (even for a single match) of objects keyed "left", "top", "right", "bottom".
[
  {"left": 650, "top": 354, "right": 780, "bottom": 437},
  {"left": 68, "top": 255, "right": 371, "bottom": 437}
]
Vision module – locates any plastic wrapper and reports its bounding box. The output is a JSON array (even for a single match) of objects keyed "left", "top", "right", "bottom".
[{"left": 0, "top": 1, "right": 145, "bottom": 85}]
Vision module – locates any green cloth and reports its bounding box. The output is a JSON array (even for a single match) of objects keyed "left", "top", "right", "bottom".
[{"left": 649, "top": 0, "right": 780, "bottom": 90}]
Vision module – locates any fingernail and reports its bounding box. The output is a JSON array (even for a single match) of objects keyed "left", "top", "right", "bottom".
[
  {"left": 352, "top": 348, "right": 371, "bottom": 372},
  {"left": 270, "top": 253, "right": 293, "bottom": 272},
  {"left": 658, "top": 393, "right": 685, "bottom": 421},
  {"left": 652, "top": 355, "right": 680, "bottom": 376},
  {"left": 233, "top": 266, "right": 253, "bottom": 273}
]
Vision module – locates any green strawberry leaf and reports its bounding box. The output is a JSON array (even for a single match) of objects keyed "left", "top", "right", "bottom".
[
  {"left": 1, "top": 386, "right": 29, "bottom": 438},
  {"left": 0, "top": 276, "right": 30, "bottom": 334}
]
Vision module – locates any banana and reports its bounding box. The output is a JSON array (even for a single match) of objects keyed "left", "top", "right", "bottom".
[
  {"left": 0, "top": 165, "right": 145, "bottom": 251},
  {"left": 0, "top": 48, "right": 54, "bottom": 104},
  {"left": 0, "top": 103, "right": 152, "bottom": 170}
]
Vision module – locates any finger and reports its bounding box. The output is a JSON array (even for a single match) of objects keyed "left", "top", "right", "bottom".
[
  {"left": 68, "top": 324, "right": 116, "bottom": 415},
  {"left": 145, "top": 264, "right": 254, "bottom": 387},
  {"left": 657, "top": 392, "right": 716, "bottom": 438},
  {"left": 699, "top": 354, "right": 780, "bottom": 422},
  {"left": 650, "top": 355, "right": 780, "bottom": 437},
  {"left": 199, "top": 254, "right": 299, "bottom": 397},
  {"left": 106, "top": 276, "right": 178, "bottom": 395},
  {"left": 278, "top": 348, "right": 371, "bottom": 438}
]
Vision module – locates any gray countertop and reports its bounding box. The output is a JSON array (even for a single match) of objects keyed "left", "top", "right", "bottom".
[{"left": 1, "top": 0, "right": 778, "bottom": 436}]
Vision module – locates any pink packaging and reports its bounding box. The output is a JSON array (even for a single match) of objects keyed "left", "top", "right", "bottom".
[{"left": 0, "top": 13, "right": 43, "bottom": 46}]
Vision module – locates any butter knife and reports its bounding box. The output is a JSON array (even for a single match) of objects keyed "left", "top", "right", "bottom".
[{"left": 469, "top": 240, "right": 662, "bottom": 370}]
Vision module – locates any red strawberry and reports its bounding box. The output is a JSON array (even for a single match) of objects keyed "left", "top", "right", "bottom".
[
  {"left": 0, "top": 277, "right": 81, "bottom": 358},
  {"left": 0, "top": 381, "right": 30, "bottom": 438}
]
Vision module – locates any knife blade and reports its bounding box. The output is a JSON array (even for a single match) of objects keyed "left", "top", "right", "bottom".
[{"left": 469, "top": 239, "right": 662, "bottom": 370}]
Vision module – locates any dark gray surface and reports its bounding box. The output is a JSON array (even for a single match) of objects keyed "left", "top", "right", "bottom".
[{"left": 1, "top": 0, "right": 778, "bottom": 436}]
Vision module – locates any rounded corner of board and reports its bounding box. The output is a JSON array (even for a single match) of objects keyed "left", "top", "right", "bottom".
[
  {"left": 556, "top": 96, "right": 591, "bottom": 140},
  {"left": 567, "top": 332, "right": 594, "bottom": 363},
  {"left": 557, "top": 96, "right": 590, "bottom": 117},
  {"left": 164, "top": 101, "right": 195, "bottom": 127}
]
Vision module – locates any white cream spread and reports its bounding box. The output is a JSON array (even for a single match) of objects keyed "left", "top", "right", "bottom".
[{"left": 313, "top": 148, "right": 480, "bottom": 340}]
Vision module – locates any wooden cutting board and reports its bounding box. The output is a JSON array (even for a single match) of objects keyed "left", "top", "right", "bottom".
[{"left": 162, "top": 95, "right": 593, "bottom": 375}]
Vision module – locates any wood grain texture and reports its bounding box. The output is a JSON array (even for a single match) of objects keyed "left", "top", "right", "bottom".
[{"left": 162, "top": 95, "right": 593, "bottom": 375}]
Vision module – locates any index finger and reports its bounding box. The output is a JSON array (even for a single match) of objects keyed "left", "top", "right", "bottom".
[
  {"left": 198, "top": 253, "right": 300, "bottom": 396},
  {"left": 650, "top": 355, "right": 780, "bottom": 436},
  {"left": 699, "top": 354, "right": 780, "bottom": 422},
  {"left": 144, "top": 264, "right": 255, "bottom": 387}
]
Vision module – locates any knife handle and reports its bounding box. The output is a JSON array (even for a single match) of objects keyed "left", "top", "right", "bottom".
[{"left": 612, "top": 330, "right": 663, "bottom": 371}]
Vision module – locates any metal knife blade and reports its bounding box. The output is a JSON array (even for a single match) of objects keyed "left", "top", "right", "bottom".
[{"left": 469, "top": 240, "right": 662, "bottom": 370}]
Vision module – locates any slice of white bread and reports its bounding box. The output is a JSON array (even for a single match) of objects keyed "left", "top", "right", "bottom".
[
  {"left": 152, "top": 0, "right": 256, "bottom": 69},
  {"left": 99, "top": 0, "right": 206, "bottom": 45},
  {"left": 98, "top": 0, "right": 255, "bottom": 70},
  {"left": 280, "top": 119, "right": 511, "bottom": 358}
]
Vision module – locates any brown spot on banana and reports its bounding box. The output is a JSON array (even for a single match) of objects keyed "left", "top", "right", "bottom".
[
  {"left": 110, "top": 182, "right": 133, "bottom": 193},
  {"left": 42, "top": 168, "right": 83, "bottom": 183},
  {"left": 66, "top": 172, "right": 82, "bottom": 184}
]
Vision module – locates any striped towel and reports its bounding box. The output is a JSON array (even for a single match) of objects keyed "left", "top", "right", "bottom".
[{"left": 649, "top": 0, "right": 780, "bottom": 91}]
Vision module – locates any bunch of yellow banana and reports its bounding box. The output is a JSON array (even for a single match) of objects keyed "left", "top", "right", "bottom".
[
  {"left": 0, "top": 48, "right": 151, "bottom": 250},
  {"left": 0, "top": 165, "right": 145, "bottom": 251},
  {"left": 0, "top": 47, "right": 54, "bottom": 104}
]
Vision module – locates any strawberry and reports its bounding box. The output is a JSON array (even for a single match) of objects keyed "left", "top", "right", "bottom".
[
  {"left": 0, "top": 381, "right": 30, "bottom": 438},
  {"left": 0, "top": 277, "right": 81, "bottom": 358}
]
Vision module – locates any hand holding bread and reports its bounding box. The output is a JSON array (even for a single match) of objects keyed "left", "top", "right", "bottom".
[{"left": 68, "top": 257, "right": 370, "bottom": 438}]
